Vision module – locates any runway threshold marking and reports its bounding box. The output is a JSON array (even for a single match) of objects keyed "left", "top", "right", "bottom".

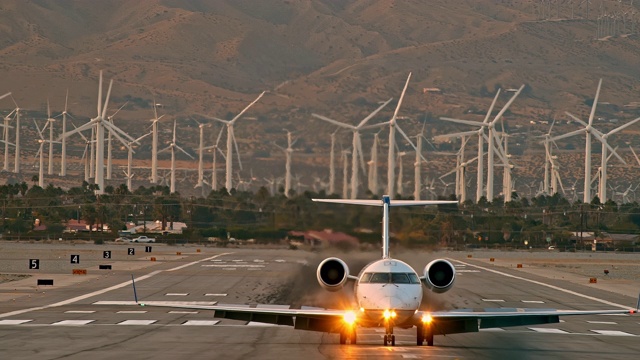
[
  {"left": 118, "top": 320, "right": 157, "bottom": 325},
  {"left": 591, "top": 330, "right": 636, "bottom": 336},
  {"left": 182, "top": 320, "right": 220, "bottom": 326},
  {"left": 449, "top": 259, "right": 633, "bottom": 310},
  {"left": 529, "top": 327, "right": 569, "bottom": 334},
  {"left": 204, "top": 293, "right": 228, "bottom": 297},
  {"left": 587, "top": 321, "right": 617, "bottom": 325},
  {"left": 52, "top": 320, "right": 95, "bottom": 326},
  {"left": 0, "top": 253, "right": 233, "bottom": 319},
  {"left": 169, "top": 311, "right": 198, "bottom": 314},
  {"left": 522, "top": 300, "right": 545, "bottom": 304},
  {"left": 117, "top": 310, "right": 147, "bottom": 314},
  {"left": 0, "top": 319, "right": 32, "bottom": 325},
  {"left": 65, "top": 310, "right": 96, "bottom": 314}
]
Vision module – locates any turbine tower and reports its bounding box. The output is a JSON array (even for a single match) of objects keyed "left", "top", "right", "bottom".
[
  {"left": 201, "top": 91, "right": 265, "bottom": 192},
  {"left": 46, "top": 100, "right": 56, "bottom": 175},
  {"left": 329, "top": 130, "right": 338, "bottom": 195},
  {"left": 149, "top": 101, "right": 164, "bottom": 184},
  {"left": 10, "top": 96, "right": 22, "bottom": 174},
  {"left": 195, "top": 121, "right": 211, "bottom": 188},
  {"left": 1, "top": 92, "right": 15, "bottom": 171},
  {"left": 274, "top": 130, "right": 297, "bottom": 198},
  {"left": 203, "top": 127, "right": 225, "bottom": 191},
  {"left": 123, "top": 132, "right": 152, "bottom": 191},
  {"left": 58, "top": 90, "right": 70, "bottom": 176},
  {"left": 160, "top": 120, "right": 194, "bottom": 194},
  {"left": 312, "top": 98, "right": 392, "bottom": 199},
  {"left": 106, "top": 102, "right": 127, "bottom": 180}
]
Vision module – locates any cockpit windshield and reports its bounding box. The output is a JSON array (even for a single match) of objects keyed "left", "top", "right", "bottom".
[{"left": 360, "top": 272, "right": 420, "bottom": 284}]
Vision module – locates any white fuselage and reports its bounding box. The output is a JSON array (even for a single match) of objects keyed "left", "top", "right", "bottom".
[{"left": 354, "top": 258, "right": 422, "bottom": 327}]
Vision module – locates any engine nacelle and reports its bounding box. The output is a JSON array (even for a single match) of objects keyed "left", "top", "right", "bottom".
[
  {"left": 423, "top": 259, "right": 456, "bottom": 293},
  {"left": 317, "top": 257, "right": 350, "bottom": 292}
]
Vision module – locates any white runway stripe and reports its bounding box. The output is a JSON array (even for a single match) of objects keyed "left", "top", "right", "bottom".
[
  {"left": 521, "top": 300, "right": 545, "bottom": 304},
  {"left": 94, "top": 301, "right": 217, "bottom": 306},
  {"left": 591, "top": 330, "right": 635, "bottom": 336},
  {"left": 65, "top": 310, "right": 95, "bottom": 314},
  {"left": 0, "top": 319, "right": 32, "bottom": 325},
  {"left": 480, "top": 328, "right": 505, "bottom": 332},
  {"left": 52, "top": 320, "right": 94, "bottom": 326},
  {"left": 169, "top": 311, "right": 199, "bottom": 314},
  {"left": 529, "top": 328, "right": 568, "bottom": 334},
  {"left": 166, "top": 293, "right": 189, "bottom": 296},
  {"left": 202, "top": 264, "right": 265, "bottom": 268},
  {"left": 117, "top": 311, "right": 147, "bottom": 314},
  {"left": 182, "top": 320, "right": 220, "bottom": 326},
  {"left": 587, "top": 321, "right": 617, "bottom": 325},
  {"left": 457, "top": 270, "right": 481, "bottom": 273},
  {"left": 246, "top": 322, "right": 278, "bottom": 326},
  {"left": 118, "top": 320, "right": 157, "bottom": 325},
  {"left": 482, "top": 299, "right": 505, "bottom": 302},
  {"left": 204, "top": 294, "right": 228, "bottom": 297}
]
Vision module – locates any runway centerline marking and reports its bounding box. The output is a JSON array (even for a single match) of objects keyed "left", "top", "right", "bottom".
[
  {"left": 529, "top": 327, "right": 568, "bottom": 334},
  {"left": 182, "top": 320, "right": 220, "bottom": 326},
  {"left": 587, "top": 321, "right": 617, "bottom": 325},
  {"left": 482, "top": 299, "right": 505, "bottom": 302},
  {"left": 166, "top": 293, "right": 189, "bottom": 296},
  {"left": 117, "top": 310, "right": 147, "bottom": 314},
  {"left": 522, "top": 300, "right": 545, "bottom": 304},
  {"left": 0, "top": 253, "right": 233, "bottom": 318},
  {"left": 118, "top": 320, "right": 157, "bottom": 325},
  {"left": 449, "top": 259, "right": 632, "bottom": 310},
  {"left": 65, "top": 310, "right": 95, "bottom": 314},
  {"left": 169, "top": 311, "right": 198, "bottom": 314}
]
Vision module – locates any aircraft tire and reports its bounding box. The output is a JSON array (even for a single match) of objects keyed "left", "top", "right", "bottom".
[
  {"left": 391, "top": 335, "right": 395, "bottom": 346},
  {"left": 340, "top": 331, "right": 346, "bottom": 345},
  {"left": 426, "top": 331, "right": 434, "bottom": 346}
]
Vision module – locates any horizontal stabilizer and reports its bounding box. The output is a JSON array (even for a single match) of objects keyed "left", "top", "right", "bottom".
[{"left": 312, "top": 198, "right": 458, "bottom": 207}]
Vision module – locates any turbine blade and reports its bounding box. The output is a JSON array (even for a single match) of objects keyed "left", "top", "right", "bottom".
[
  {"left": 101, "top": 79, "right": 114, "bottom": 120},
  {"left": 390, "top": 73, "right": 412, "bottom": 122},
  {"left": 357, "top": 98, "right": 393, "bottom": 128},
  {"left": 230, "top": 91, "right": 266, "bottom": 123},
  {"left": 439, "top": 117, "right": 485, "bottom": 127},
  {"left": 588, "top": 79, "right": 603, "bottom": 126},
  {"left": 97, "top": 70, "right": 103, "bottom": 117},
  {"left": 607, "top": 116, "right": 640, "bottom": 136},
  {"left": 176, "top": 144, "right": 195, "bottom": 159},
  {"left": 312, "top": 114, "right": 354, "bottom": 129}
]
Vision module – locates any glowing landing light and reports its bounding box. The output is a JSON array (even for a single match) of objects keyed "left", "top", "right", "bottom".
[
  {"left": 383, "top": 310, "right": 397, "bottom": 319},
  {"left": 343, "top": 311, "right": 357, "bottom": 325},
  {"left": 422, "top": 314, "right": 433, "bottom": 324}
]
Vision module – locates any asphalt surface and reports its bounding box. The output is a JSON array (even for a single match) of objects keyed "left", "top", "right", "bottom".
[{"left": 1, "top": 244, "right": 639, "bottom": 359}]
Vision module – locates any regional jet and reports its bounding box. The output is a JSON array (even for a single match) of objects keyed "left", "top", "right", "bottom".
[{"left": 129, "top": 196, "right": 639, "bottom": 346}]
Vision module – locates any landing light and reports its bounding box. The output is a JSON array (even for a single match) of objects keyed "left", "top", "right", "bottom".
[
  {"left": 343, "top": 311, "right": 357, "bottom": 325},
  {"left": 421, "top": 314, "right": 432, "bottom": 324},
  {"left": 383, "top": 310, "right": 397, "bottom": 319}
]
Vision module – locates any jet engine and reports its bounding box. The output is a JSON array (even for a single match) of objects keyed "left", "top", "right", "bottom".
[
  {"left": 317, "top": 257, "right": 350, "bottom": 292},
  {"left": 423, "top": 259, "right": 456, "bottom": 293}
]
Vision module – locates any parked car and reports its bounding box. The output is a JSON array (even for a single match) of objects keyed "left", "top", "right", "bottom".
[
  {"left": 133, "top": 235, "right": 156, "bottom": 243},
  {"left": 115, "top": 237, "right": 133, "bottom": 243}
]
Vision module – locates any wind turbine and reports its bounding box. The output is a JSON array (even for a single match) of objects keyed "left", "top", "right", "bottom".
[
  {"left": 312, "top": 98, "right": 392, "bottom": 199},
  {"left": 368, "top": 130, "right": 383, "bottom": 196},
  {"left": 341, "top": 150, "right": 350, "bottom": 199},
  {"left": 199, "top": 91, "right": 265, "bottom": 192},
  {"left": 274, "top": 130, "right": 297, "bottom": 198},
  {"left": 44, "top": 100, "right": 57, "bottom": 175},
  {"left": 439, "top": 85, "right": 524, "bottom": 201},
  {"left": 33, "top": 120, "right": 58, "bottom": 187},
  {"left": 329, "top": 129, "right": 338, "bottom": 195},
  {"left": 1, "top": 94, "right": 15, "bottom": 171},
  {"left": 195, "top": 120, "right": 211, "bottom": 188},
  {"left": 159, "top": 120, "right": 194, "bottom": 194},
  {"left": 69, "top": 122, "right": 91, "bottom": 181},
  {"left": 149, "top": 100, "right": 165, "bottom": 184},
  {"left": 9, "top": 96, "right": 22, "bottom": 174},
  {"left": 550, "top": 79, "right": 628, "bottom": 203},
  {"left": 57, "top": 90, "right": 71, "bottom": 176},
  {"left": 435, "top": 90, "right": 501, "bottom": 202},
  {"left": 61, "top": 71, "right": 137, "bottom": 194},
  {"left": 123, "top": 131, "right": 152, "bottom": 191},
  {"left": 204, "top": 128, "right": 226, "bottom": 191},
  {"left": 106, "top": 102, "right": 128, "bottom": 180}
]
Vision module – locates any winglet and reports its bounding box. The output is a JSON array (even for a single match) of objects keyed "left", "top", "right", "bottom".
[{"left": 131, "top": 274, "right": 139, "bottom": 305}]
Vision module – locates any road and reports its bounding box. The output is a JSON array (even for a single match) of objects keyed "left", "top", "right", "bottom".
[{"left": 1, "top": 246, "right": 639, "bottom": 359}]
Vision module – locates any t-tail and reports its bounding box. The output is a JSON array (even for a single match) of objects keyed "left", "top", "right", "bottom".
[{"left": 312, "top": 195, "right": 458, "bottom": 259}]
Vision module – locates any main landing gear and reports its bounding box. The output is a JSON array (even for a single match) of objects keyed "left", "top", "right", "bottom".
[
  {"left": 416, "top": 323, "right": 434, "bottom": 346},
  {"left": 340, "top": 326, "right": 357, "bottom": 345}
]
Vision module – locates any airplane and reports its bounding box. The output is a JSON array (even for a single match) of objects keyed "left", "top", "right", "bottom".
[{"left": 124, "top": 195, "right": 639, "bottom": 346}]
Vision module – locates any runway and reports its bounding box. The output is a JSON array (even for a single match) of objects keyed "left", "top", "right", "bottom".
[{"left": 1, "top": 245, "right": 639, "bottom": 359}]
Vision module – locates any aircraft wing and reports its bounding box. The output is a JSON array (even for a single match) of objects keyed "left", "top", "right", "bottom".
[
  {"left": 126, "top": 302, "right": 348, "bottom": 333},
  {"left": 422, "top": 307, "right": 636, "bottom": 335}
]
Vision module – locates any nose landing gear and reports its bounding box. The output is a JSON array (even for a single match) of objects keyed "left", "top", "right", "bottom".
[{"left": 383, "top": 318, "right": 395, "bottom": 346}]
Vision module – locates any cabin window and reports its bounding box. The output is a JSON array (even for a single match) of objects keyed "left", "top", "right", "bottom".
[
  {"left": 360, "top": 273, "right": 373, "bottom": 283},
  {"left": 391, "top": 273, "right": 410, "bottom": 284},
  {"left": 369, "top": 272, "right": 391, "bottom": 283},
  {"left": 408, "top": 273, "right": 420, "bottom": 284}
]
